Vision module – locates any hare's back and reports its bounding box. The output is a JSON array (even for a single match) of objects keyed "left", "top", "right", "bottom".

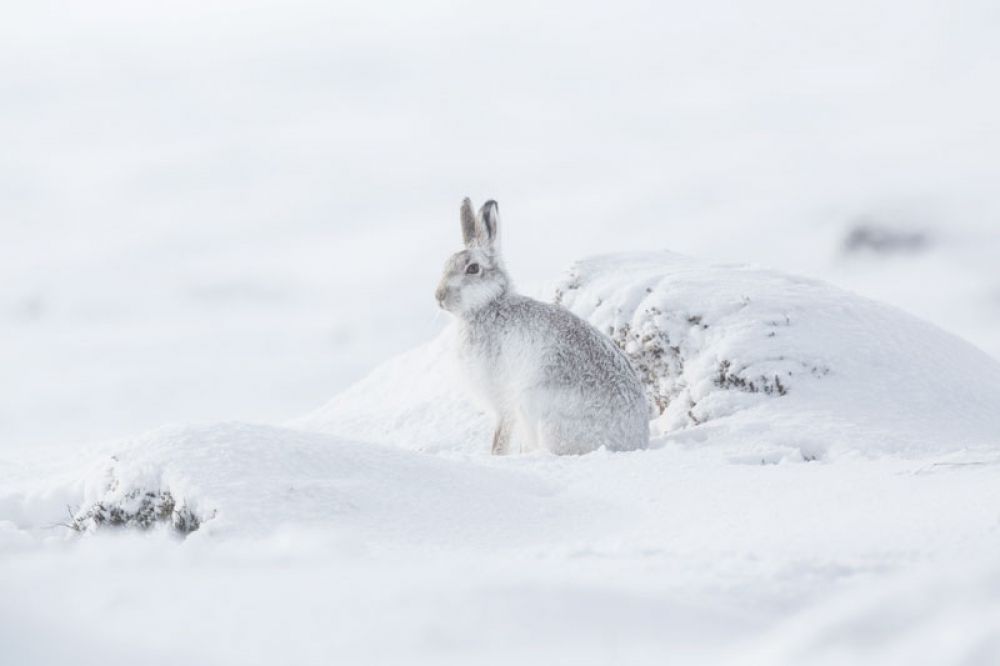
[
  {"left": 504, "top": 297, "right": 640, "bottom": 395},
  {"left": 492, "top": 296, "right": 650, "bottom": 453}
]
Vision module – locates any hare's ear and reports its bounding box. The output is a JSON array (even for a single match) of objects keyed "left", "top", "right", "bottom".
[
  {"left": 478, "top": 200, "right": 499, "bottom": 249},
  {"left": 460, "top": 197, "right": 478, "bottom": 247}
]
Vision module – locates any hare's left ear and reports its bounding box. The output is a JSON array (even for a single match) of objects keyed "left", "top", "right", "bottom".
[{"left": 478, "top": 200, "right": 499, "bottom": 249}]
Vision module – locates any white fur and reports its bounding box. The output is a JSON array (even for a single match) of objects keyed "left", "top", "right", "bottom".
[{"left": 436, "top": 198, "right": 650, "bottom": 455}]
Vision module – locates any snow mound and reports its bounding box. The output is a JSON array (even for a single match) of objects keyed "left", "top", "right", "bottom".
[
  {"left": 20, "top": 422, "right": 613, "bottom": 544},
  {"left": 294, "top": 332, "right": 490, "bottom": 454},
  {"left": 300, "top": 252, "right": 1000, "bottom": 458}
]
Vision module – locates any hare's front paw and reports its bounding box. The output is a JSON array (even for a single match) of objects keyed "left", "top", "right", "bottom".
[{"left": 491, "top": 418, "right": 512, "bottom": 455}]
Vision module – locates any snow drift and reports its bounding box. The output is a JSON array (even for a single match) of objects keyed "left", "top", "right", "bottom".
[
  {"left": 10, "top": 251, "right": 997, "bottom": 539},
  {"left": 12, "top": 251, "right": 999, "bottom": 539},
  {"left": 15, "top": 422, "right": 612, "bottom": 546},
  {"left": 299, "top": 251, "right": 1000, "bottom": 460}
]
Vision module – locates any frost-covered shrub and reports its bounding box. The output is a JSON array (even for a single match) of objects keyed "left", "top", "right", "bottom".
[
  {"left": 554, "top": 253, "right": 835, "bottom": 429},
  {"left": 71, "top": 488, "right": 200, "bottom": 535},
  {"left": 70, "top": 454, "right": 203, "bottom": 536}
]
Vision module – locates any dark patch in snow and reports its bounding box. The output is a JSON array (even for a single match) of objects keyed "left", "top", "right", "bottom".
[
  {"left": 686, "top": 406, "right": 703, "bottom": 425},
  {"left": 70, "top": 489, "right": 201, "bottom": 536},
  {"left": 715, "top": 360, "right": 788, "bottom": 396},
  {"left": 686, "top": 314, "right": 708, "bottom": 329},
  {"left": 843, "top": 222, "right": 929, "bottom": 255}
]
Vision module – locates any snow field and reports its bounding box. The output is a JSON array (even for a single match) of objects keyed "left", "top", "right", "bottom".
[{"left": 3, "top": 252, "right": 1000, "bottom": 664}]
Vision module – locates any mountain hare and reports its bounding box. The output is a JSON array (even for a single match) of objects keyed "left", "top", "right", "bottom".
[{"left": 435, "top": 198, "right": 650, "bottom": 455}]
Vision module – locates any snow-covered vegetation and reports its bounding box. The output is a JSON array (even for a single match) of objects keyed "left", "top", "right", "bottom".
[{"left": 3, "top": 1, "right": 1000, "bottom": 664}]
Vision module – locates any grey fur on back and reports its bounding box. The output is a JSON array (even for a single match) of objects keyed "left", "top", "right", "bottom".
[{"left": 436, "top": 198, "right": 650, "bottom": 455}]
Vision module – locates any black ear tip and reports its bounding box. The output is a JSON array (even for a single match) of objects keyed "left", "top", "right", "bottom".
[{"left": 482, "top": 200, "right": 499, "bottom": 217}]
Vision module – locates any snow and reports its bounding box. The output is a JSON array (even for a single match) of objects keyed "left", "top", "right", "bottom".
[
  {"left": 5, "top": 430, "right": 1000, "bottom": 664},
  {"left": 4, "top": 252, "right": 1000, "bottom": 664},
  {"left": 302, "top": 252, "right": 1000, "bottom": 460},
  {"left": 4, "top": 0, "right": 1000, "bottom": 662}
]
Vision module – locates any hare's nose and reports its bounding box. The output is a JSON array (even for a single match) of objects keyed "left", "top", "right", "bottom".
[{"left": 435, "top": 285, "right": 447, "bottom": 305}]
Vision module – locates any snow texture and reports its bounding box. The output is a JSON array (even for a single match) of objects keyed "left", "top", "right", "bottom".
[{"left": 4, "top": 252, "right": 1000, "bottom": 665}]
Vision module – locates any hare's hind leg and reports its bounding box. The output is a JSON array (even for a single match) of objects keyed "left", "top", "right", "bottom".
[
  {"left": 491, "top": 415, "right": 513, "bottom": 455},
  {"left": 537, "top": 416, "right": 603, "bottom": 455}
]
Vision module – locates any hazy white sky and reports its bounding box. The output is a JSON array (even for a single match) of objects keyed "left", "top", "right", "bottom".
[{"left": 2, "top": 0, "right": 999, "bottom": 449}]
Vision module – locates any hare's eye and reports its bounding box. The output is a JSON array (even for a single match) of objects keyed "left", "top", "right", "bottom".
[{"left": 465, "top": 263, "right": 480, "bottom": 275}]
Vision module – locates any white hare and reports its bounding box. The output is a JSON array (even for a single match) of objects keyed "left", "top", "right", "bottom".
[{"left": 435, "top": 198, "right": 650, "bottom": 455}]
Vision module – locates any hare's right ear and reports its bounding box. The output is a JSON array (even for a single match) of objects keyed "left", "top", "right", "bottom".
[
  {"left": 478, "top": 200, "right": 499, "bottom": 248},
  {"left": 460, "top": 197, "right": 478, "bottom": 247}
]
